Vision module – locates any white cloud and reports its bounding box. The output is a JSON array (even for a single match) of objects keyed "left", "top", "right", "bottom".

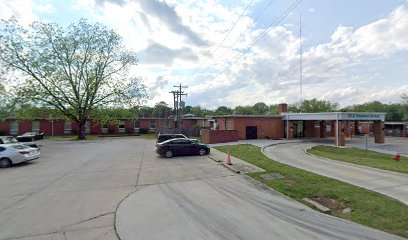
[
  {"left": 0, "top": 0, "right": 38, "bottom": 25},
  {"left": 3, "top": 0, "right": 408, "bottom": 108}
]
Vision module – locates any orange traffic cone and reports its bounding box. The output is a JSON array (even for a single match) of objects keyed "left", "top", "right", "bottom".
[{"left": 227, "top": 149, "right": 232, "bottom": 165}]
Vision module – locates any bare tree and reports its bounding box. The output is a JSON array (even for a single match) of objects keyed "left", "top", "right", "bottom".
[{"left": 0, "top": 18, "right": 146, "bottom": 139}]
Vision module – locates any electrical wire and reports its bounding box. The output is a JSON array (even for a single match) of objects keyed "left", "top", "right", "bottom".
[
  {"left": 196, "top": 0, "right": 277, "bottom": 74},
  {"left": 196, "top": 0, "right": 255, "bottom": 69},
  {"left": 210, "top": 0, "right": 303, "bottom": 81}
]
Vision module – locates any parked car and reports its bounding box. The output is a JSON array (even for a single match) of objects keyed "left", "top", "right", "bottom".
[
  {"left": 0, "top": 144, "right": 40, "bottom": 168},
  {"left": 156, "top": 133, "right": 188, "bottom": 145},
  {"left": 0, "top": 136, "right": 39, "bottom": 149},
  {"left": 16, "top": 131, "right": 44, "bottom": 141},
  {"left": 156, "top": 138, "right": 210, "bottom": 158}
]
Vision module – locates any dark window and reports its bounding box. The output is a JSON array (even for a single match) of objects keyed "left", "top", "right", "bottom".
[{"left": 0, "top": 147, "right": 5, "bottom": 152}]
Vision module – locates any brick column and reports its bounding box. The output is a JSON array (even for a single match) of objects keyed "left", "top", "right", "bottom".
[
  {"left": 373, "top": 121, "right": 385, "bottom": 144},
  {"left": 320, "top": 121, "right": 326, "bottom": 138},
  {"left": 287, "top": 122, "right": 294, "bottom": 139},
  {"left": 335, "top": 121, "right": 346, "bottom": 146}
]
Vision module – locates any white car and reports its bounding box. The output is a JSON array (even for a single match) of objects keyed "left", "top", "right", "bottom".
[{"left": 0, "top": 144, "right": 40, "bottom": 168}]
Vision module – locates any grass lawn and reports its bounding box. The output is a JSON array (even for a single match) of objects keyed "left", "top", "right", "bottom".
[
  {"left": 138, "top": 133, "right": 157, "bottom": 139},
  {"left": 47, "top": 135, "right": 99, "bottom": 141},
  {"left": 215, "top": 144, "right": 408, "bottom": 238},
  {"left": 307, "top": 146, "right": 408, "bottom": 174}
]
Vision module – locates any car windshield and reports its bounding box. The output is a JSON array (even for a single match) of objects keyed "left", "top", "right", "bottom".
[{"left": 2, "top": 136, "right": 19, "bottom": 144}]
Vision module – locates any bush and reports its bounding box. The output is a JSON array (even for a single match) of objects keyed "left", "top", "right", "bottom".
[{"left": 139, "top": 128, "right": 148, "bottom": 134}]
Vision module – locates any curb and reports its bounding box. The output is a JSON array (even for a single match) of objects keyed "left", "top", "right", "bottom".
[{"left": 207, "top": 154, "right": 242, "bottom": 174}]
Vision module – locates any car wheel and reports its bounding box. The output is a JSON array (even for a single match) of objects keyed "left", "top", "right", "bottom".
[
  {"left": 0, "top": 158, "right": 12, "bottom": 168},
  {"left": 165, "top": 150, "right": 173, "bottom": 158},
  {"left": 199, "top": 148, "right": 207, "bottom": 156}
]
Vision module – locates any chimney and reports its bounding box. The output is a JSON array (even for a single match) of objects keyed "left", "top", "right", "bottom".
[{"left": 278, "top": 103, "right": 288, "bottom": 115}]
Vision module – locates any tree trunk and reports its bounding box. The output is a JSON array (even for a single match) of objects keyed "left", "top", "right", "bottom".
[{"left": 77, "top": 119, "right": 86, "bottom": 140}]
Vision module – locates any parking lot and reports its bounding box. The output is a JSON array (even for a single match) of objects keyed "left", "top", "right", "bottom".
[
  {"left": 0, "top": 138, "right": 143, "bottom": 239},
  {"left": 0, "top": 137, "right": 404, "bottom": 240}
]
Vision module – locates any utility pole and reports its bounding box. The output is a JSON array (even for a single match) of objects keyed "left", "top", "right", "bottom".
[{"left": 169, "top": 84, "right": 187, "bottom": 133}]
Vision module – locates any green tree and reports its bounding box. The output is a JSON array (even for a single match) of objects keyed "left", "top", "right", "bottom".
[
  {"left": 90, "top": 107, "right": 138, "bottom": 126},
  {"left": 190, "top": 106, "right": 205, "bottom": 117},
  {"left": 290, "top": 99, "right": 339, "bottom": 113},
  {"left": 252, "top": 102, "right": 268, "bottom": 115},
  {"left": 138, "top": 106, "right": 154, "bottom": 118},
  {"left": 234, "top": 105, "right": 254, "bottom": 115},
  {"left": 268, "top": 104, "right": 279, "bottom": 115},
  {"left": 344, "top": 101, "right": 405, "bottom": 121},
  {"left": 152, "top": 101, "right": 172, "bottom": 118},
  {"left": 0, "top": 18, "right": 146, "bottom": 139},
  {"left": 214, "top": 106, "right": 233, "bottom": 115},
  {"left": 0, "top": 84, "right": 19, "bottom": 120}
]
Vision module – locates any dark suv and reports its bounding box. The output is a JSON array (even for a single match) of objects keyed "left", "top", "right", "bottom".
[{"left": 156, "top": 134, "right": 188, "bottom": 144}]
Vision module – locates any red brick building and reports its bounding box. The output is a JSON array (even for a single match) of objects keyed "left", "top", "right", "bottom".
[{"left": 0, "top": 119, "right": 137, "bottom": 136}]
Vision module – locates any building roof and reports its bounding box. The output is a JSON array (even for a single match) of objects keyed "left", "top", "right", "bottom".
[
  {"left": 385, "top": 122, "right": 408, "bottom": 125},
  {"left": 212, "top": 115, "right": 282, "bottom": 118},
  {"left": 282, "top": 112, "right": 386, "bottom": 121}
]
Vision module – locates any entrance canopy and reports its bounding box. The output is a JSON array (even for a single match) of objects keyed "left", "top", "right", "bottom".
[{"left": 282, "top": 112, "right": 386, "bottom": 121}]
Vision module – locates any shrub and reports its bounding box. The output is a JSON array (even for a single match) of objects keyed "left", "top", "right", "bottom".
[{"left": 139, "top": 128, "right": 148, "bottom": 134}]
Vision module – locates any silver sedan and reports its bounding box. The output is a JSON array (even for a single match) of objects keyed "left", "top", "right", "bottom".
[{"left": 0, "top": 144, "right": 40, "bottom": 168}]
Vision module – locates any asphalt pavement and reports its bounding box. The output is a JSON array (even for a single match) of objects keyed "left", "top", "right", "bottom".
[
  {"left": 116, "top": 140, "right": 404, "bottom": 240},
  {"left": 0, "top": 137, "right": 405, "bottom": 240}
]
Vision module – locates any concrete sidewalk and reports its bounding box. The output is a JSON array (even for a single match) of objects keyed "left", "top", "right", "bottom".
[
  {"left": 208, "top": 148, "right": 265, "bottom": 174},
  {"left": 263, "top": 142, "right": 408, "bottom": 206}
]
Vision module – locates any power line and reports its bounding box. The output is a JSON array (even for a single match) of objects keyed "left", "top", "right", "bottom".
[
  {"left": 196, "top": 0, "right": 255, "bottom": 70},
  {"left": 210, "top": 0, "right": 303, "bottom": 80},
  {"left": 196, "top": 0, "right": 277, "bottom": 74}
]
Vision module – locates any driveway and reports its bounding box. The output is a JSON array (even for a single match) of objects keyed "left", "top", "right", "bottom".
[
  {"left": 0, "top": 138, "right": 404, "bottom": 240},
  {"left": 116, "top": 141, "right": 403, "bottom": 240},
  {"left": 263, "top": 142, "right": 408, "bottom": 205}
]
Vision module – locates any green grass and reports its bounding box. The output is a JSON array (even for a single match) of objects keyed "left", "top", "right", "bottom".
[
  {"left": 215, "top": 144, "right": 408, "bottom": 238},
  {"left": 47, "top": 135, "right": 99, "bottom": 141},
  {"left": 307, "top": 146, "right": 408, "bottom": 174},
  {"left": 138, "top": 133, "right": 157, "bottom": 139}
]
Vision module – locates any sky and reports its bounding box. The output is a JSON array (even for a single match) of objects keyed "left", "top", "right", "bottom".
[{"left": 1, "top": 0, "right": 408, "bottom": 109}]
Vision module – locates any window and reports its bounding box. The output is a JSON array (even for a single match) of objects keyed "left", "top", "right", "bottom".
[
  {"left": 101, "top": 124, "right": 108, "bottom": 134},
  {"left": 226, "top": 119, "right": 233, "bottom": 130},
  {"left": 10, "top": 121, "right": 19, "bottom": 135},
  {"left": 119, "top": 120, "right": 125, "bottom": 133},
  {"left": 149, "top": 121, "right": 156, "bottom": 133},
  {"left": 85, "top": 121, "right": 91, "bottom": 134},
  {"left": 0, "top": 147, "right": 5, "bottom": 152},
  {"left": 32, "top": 121, "right": 40, "bottom": 132},
  {"left": 64, "top": 121, "right": 72, "bottom": 134},
  {"left": 134, "top": 122, "right": 140, "bottom": 133}
]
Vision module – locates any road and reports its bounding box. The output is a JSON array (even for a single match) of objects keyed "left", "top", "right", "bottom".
[
  {"left": 0, "top": 138, "right": 404, "bottom": 240},
  {"left": 263, "top": 142, "right": 408, "bottom": 205}
]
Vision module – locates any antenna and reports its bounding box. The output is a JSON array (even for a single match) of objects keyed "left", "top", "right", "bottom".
[{"left": 299, "top": 11, "right": 303, "bottom": 104}]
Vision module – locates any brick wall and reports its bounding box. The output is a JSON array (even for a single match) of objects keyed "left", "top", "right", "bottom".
[
  {"left": 233, "top": 117, "right": 283, "bottom": 140},
  {"left": 200, "top": 129, "right": 238, "bottom": 144},
  {"left": 19, "top": 121, "right": 32, "bottom": 135},
  {"left": 0, "top": 121, "right": 10, "bottom": 135}
]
